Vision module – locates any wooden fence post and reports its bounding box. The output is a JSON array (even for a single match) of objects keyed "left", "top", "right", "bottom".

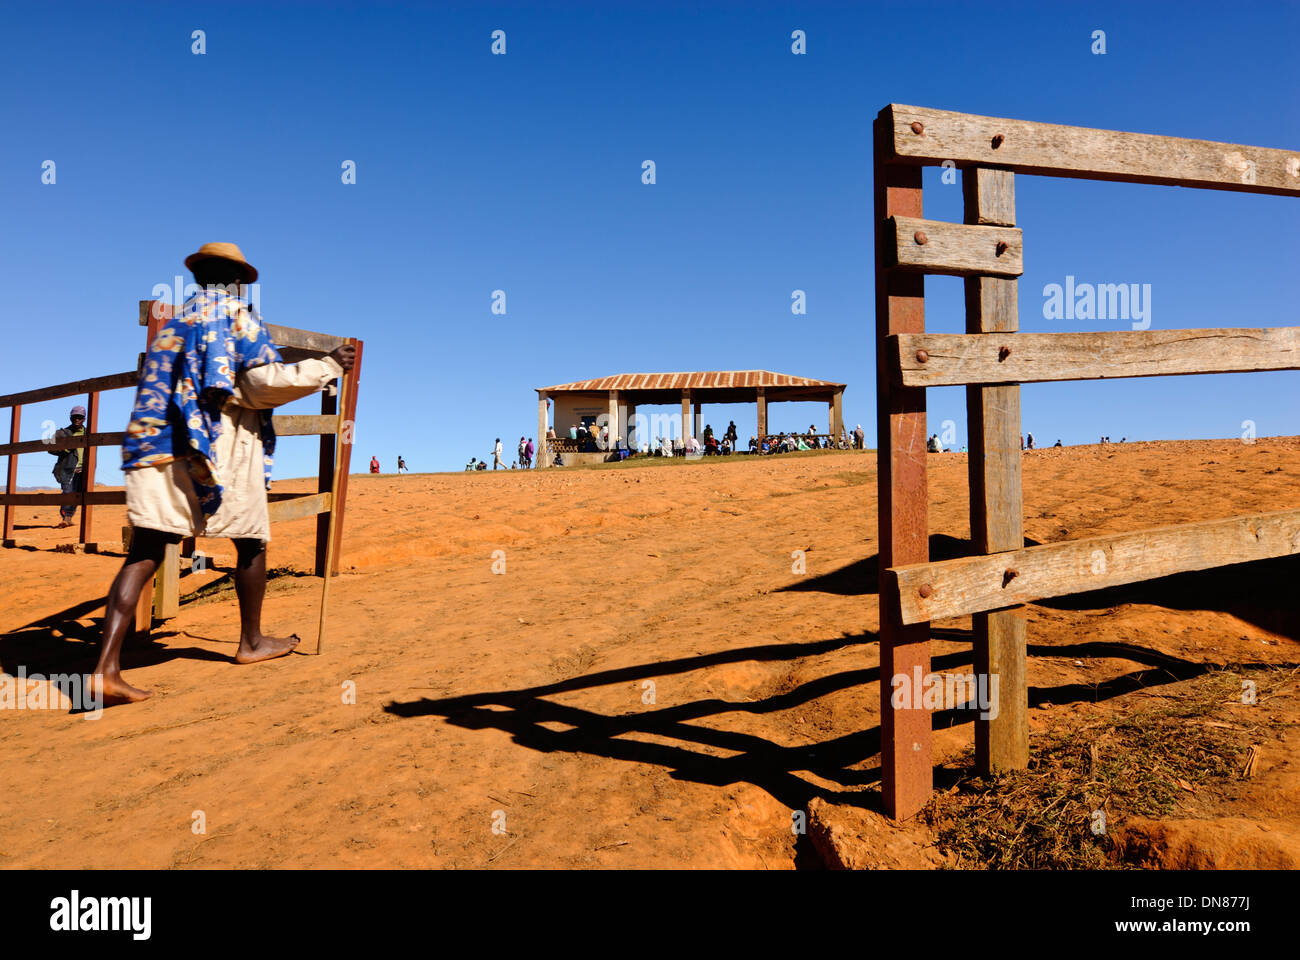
[
  {"left": 963, "top": 168, "right": 1029, "bottom": 774},
  {"left": 3, "top": 405, "right": 19, "bottom": 543},
  {"left": 78, "top": 390, "right": 98, "bottom": 546},
  {"left": 874, "top": 114, "right": 931, "bottom": 819}
]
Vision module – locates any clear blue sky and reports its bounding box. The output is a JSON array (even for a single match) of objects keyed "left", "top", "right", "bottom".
[{"left": 3, "top": 0, "right": 1297, "bottom": 483}]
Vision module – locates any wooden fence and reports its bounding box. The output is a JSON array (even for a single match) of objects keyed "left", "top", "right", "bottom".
[
  {"left": 0, "top": 298, "right": 363, "bottom": 636},
  {"left": 873, "top": 104, "right": 1300, "bottom": 819}
]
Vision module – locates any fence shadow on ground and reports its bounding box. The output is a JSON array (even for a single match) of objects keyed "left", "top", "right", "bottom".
[{"left": 383, "top": 629, "right": 1240, "bottom": 813}]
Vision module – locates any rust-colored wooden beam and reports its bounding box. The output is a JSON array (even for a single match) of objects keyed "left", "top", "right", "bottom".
[{"left": 875, "top": 109, "right": 931, "bottom": 820}]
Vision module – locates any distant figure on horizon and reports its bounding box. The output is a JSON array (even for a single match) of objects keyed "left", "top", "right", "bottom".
[
  {"left": 466, "top": 458, "right": 479, "bottom": 471},
  {"left": 1054, "top": 440, "right": 1062, "bottom": 447},
  {"left": 493, "top": 438, "right": 505, "bottom": 469},
  {"left": 96, "top": 241, "right": 354, "bottom": 704},
  {"left": 853, "top": 424, "right": 865, "bottom": 450},
  {"left": 517, "top": 436, "right": 527, "bottom": 467},
  {"left": 726, "top": 420, "right": 738, "bottom": 451},
  {"left": 369, "top": 456, "right": 380, "bottom": 473},
  {"left": 397, "top": 456, "right": 408, "bottom": 474},
  {"left": 524, "top": 438, "right": 535, "bottom": 468},
  {"left": 1026, "top": 433, "right": 1035, "bottom": 450},
  {"left": 47, "top": 404, "right": 88, "bottom": 529}
]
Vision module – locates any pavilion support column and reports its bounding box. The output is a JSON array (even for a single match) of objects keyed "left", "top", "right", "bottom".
[
  {"left": 537, "top": 391, "right": 551, "bottom": 468},
  {"left": 626, "top": 403, "right": 637, "bottom": 451},
  {"left": 681, "top": 390, "right": 691, "bottom": 449},
  {"left": 608, "top": 389, "right": 619, "bottom": 454},
  {"left": 756, "top": 387, "right": 767, "bottom": 445},
  {"left": 693, "top": 402, "right": 701, "bottom": 441},
  {"left": 831, "top": 389, "right": 844, "bottom": 441}
]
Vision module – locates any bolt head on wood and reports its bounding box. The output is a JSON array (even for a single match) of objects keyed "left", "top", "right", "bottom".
[
  {"left": 910, "top": 121, "right": 924, "bottom": 135},
  {"left": 914, "top": 231, "right": 928, "bottom": 245},
  {"left": 991, "top": 133, "right": 1005, "bottom": 148},
  {"left": 918, "top": 583, "right": 933, "bottom": 598},
  {"left": 995, "top": 240, "right": 1009, "bottom": 256},
  {"left": 1002, "top": 568, "right": 1019, "bottom": 587},
  {"left": 916, "top": 349, "right": 929, "bottom": 363},
  {"left": 998, "top": 345, "right": 1012, "bottom": 361}
]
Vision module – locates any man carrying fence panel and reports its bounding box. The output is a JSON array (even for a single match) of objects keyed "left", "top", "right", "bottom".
[{"left": 91, "top": 242, "right": 355, "bottom": 704}]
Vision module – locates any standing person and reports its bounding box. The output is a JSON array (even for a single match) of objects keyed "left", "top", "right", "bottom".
[
  {"left": 493, "top": 437, "right": 505, "bottom": 470},
  {"left": 524, "top": 437, "right": 535, "bottom": 468},
  {"left": 1026, "top": 433, "right": 1035, "bottom": 450},
  {"left": 517, "top": 436, "right": 526, "bottom": 466},
  {"left": 94, "top": 242, "right": 354, "bottom": 703},
  {"left": 369, "top": 456, "right": 380, "bottom": 473},
  {"left": 853, "top": 424, "right": 865, "bottom": 450},
  {"left": 397, "top": 456, "right": 408, "bottom": 474},
  {"left": 725, "top": 420, "right": 738, "bottom": 453},
  {"left": 47, "top": 405, "right": 88, "bottom": 528}
]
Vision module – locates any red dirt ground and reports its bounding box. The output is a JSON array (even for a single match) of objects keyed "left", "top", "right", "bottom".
[{"left": 1, "top": 439, "right": 1298, "bottom": 868}]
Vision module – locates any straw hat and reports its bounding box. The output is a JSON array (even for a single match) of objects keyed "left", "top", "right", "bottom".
[{"left": 184, "top": 242, "right": 258, "bottom": 283}]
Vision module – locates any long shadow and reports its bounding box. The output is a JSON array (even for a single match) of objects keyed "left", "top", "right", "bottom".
[{"left": 383, "top": 630, "right": 1235, "bottom": 812}]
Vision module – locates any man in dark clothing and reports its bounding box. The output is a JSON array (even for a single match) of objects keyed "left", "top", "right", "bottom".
[{"left": 47, "top": 405, "right": 88, "bottom": 528}]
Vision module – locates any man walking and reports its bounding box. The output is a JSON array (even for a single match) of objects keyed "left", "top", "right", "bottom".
[
  {"left": 524, "top": 437, "right": 535, "bottom": 468},
  {"left": 47, "top": 405, "right": 88, "bottom": 528},
  {"left": 93, "top": 242, "right": 354, "bottom": 704},
  {"left": 493, "top": 438, "right": 505, "bottom": 469}
]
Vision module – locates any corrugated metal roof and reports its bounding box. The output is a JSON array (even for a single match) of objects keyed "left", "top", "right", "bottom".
[{"left": 538, "top": 371, "right": 845, "bottom": 392}]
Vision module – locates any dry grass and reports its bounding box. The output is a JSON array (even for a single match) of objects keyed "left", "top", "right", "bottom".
[{"left": 921, "top": 667, "right": 1290, "bottom": 869}]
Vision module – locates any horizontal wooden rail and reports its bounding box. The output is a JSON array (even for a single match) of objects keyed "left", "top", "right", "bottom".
[
  {"left": 264, "top": 324, "right": 347, "bottom": 353},
  {"left": 883, "top": 104, "right": 1300, "bottom": 197},
  {"left": 0, "top": 491, "right": 125, "bottom": 507},
  {"left": 0, "top": 371, "right": 138, "bottom": 409},
  {"left": 0, "top": 431, "right": 125, "bottom": 457},
  {"left": 271, "top": 415, "right": 338, "bottom": 436},
  {"left": 888, "top": 507, "right": 1300, "bottom": 625},
  {"left": 886, "top": 216, "right": 1023, "bottom": 277},
  {"left": 890, "top": 328, "right": 1300, "bottom": 387},
  {"left": 267, "top": 491, "right": 332, "bottom": 523}
]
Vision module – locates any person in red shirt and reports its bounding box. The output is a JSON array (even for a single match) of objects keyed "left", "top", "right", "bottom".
[{"left": 369, "top": 456, "right": 380, "bottom": 473}]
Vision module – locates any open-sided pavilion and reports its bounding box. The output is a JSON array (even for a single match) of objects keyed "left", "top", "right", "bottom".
[{"left": 536, "top": 370, "right": 845, "bottom": 466}]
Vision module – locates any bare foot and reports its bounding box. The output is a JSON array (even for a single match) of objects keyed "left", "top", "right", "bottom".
[
  {"left": 88, "top": 672, "right": 153, "bottom": 705},
  {"left": 235, "top": 632, "right": 301, "bottom": 664}
]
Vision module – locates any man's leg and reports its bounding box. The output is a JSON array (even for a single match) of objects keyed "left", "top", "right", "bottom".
[
  {"left": 232, "top": 537, "right": 301, "bottom": 663},
  {"left": 58, "top": 473, "right": 76, "bottom": 525},
  {"left": 90, "top": 527, "right": 177, "bottom": 702}
]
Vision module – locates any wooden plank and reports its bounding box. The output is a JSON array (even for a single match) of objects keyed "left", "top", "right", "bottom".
[
  {"left": 892, "top": 328, "right": 1300, "bottom": 387},
  {"left": 886, "top": 215, "right": 1022, "bottom": 277},
  {"left": 874, "top": 138, "right": 932, "bottom": 818},
  {"left": 0, "top": 372, "right": 138, "bottom": 409},
  {"left": 3, "top": 405, "right": 19, "bottom": 541},
  {"left": 884, "top": 104, "right": 1300, "bottom": 197},
  {"left": 78, "top": 391, "right": 99, "bottom": 545},
  {"left": 267, "top": 491, "right": 332, "bottom": 524},
  {"left": 265, "top": 323, "right": 348, "bottom": 353},
  {"left": 0, "top": 432, "right": 126, "bottom": 457},
  {"left": 889, "top": 507, "right": 1300, "bottom": 626},
  {"left": 153, "top": 539, "right": 180, "bottom": 619},
  {"left": 0, "top": 491, "right": 125, "bottom": 506},
  {"left": 271, "top": 414, "right": 337, "bottom": 436},
  {"left": 964, "top": 167, "right": 1027, "bottom": 775},
  {"left": 328, "top": 338, "right": 362, "bottom": 576}
]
